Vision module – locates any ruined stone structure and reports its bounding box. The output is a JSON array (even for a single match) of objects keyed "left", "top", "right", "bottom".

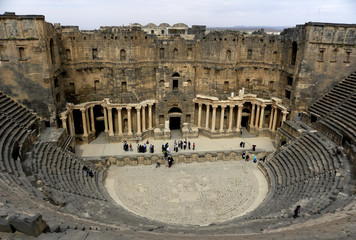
[
  {"left": 1, "top": 12, "right": 355, "bottom": 143},
  {"left": 1, "top": 12, "right": 356, "bottom": 238}
]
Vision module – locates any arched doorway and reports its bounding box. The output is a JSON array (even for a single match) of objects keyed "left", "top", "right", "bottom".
[{"left": 168, "top": 107, "right": 182, "bottom": 130}]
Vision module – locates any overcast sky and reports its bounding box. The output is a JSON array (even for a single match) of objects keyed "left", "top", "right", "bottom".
[{"left": 1, "top": 0, "right": 355, "bottom": 30}]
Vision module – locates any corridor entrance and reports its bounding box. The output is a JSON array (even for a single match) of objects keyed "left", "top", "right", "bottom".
[{"left": 169, "top": 117, "right": 181, "bottom": 130}]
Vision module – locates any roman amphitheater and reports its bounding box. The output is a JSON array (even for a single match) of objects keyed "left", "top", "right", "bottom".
[{"left": 0, "top": 11, "right": 355, "bottom": 239}]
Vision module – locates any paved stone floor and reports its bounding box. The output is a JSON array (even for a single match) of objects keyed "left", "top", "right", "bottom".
[
  {"left": 105, "top": 160, "right": 268, "bottom": 226},
  {"left": 76, "top": 129, "right": 275, "bottom": 158}
]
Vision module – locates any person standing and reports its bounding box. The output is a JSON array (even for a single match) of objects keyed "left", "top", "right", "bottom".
[
  {"left": 293, "top": 205, "right": 301, "bottom": 218},
  {"left": 188, "top": 141, "right": 191, "bottom": 150},
  {"left": 193, "top": 142, "right": 195, "bottom": 150}
]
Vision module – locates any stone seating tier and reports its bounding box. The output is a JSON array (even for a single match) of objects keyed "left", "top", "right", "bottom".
[{"left": 308, "top": 71, "right": 356, "bottom": 118}]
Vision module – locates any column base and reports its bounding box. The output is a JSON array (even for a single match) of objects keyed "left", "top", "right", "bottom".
[{"left": 128, "top": 132, "right": 133, "bottom": 135}]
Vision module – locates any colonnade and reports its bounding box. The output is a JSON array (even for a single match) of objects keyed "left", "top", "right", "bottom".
[
  {"left": 197, "top": 103, "right": 245, "bottom": 132},
  {"left": 195, "top": 100, "right": 288, "bottom": 133},
  {"left": 61, "top": 100, "right": 155, "bottom": 137},
  {"left": 103, "top": 103, "right": 154, "bottom": 136}
]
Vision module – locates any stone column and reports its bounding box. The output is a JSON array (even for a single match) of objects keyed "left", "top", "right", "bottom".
[
  {"left": 117, "top": 107, "right": 123, "bottom": 135},
  {"left": 282, "top": 110, "right": 288, "bottom": 123},
  {"left": 85, "top": 108, "right": 90, "bottom": 133},
  {"left": 211, "top": 105, "right": 217, "bottom": 132},
  {"left": 259, "top": 104, "right": 266, "bottom": 129},
  {"left": 205, "top": 104, "right": 210, "bottom": 129},
  {"left": 148, "top": 104, "right": 153, "bottom": 130},
  {"left": 255, "top": 104, "right": 260, "bottom": 128},
  {"left": 90, "top": 107, "right": 95, "bottom": 132},
  {"left": 127, "top": 107, "right": 132, "bottom": 135},
  {"left": 80, "top": 108, "right": 88, "bottom": 137},
  {"left": 219, "top": 105, "right": 225, "bottom": 132},
  {"left": 227, "top": 105, "right": 233, "bottom": 132},
  {"left": 136, "top": 106, "right": 141, "bottom": 135},
  {"left": 250, "top": 103, "right": 255, "bottom": 127},
  {"left": 103, "top": 106, "right": 108, "bottom": 133},
  {"left": 61, "top": 115, "right": 68, "bottom": 134},
  {"left": 236, "top": 104, "right": 243, "bottom": 131},
  {"left": 107, "top": 107, "right": 114, "bottom": 136},
  {"left": 69, "top": 112, "right": 75, "bottom": 136},
  {"left": 142, "top": 105, "right": 146, "bottom": 132},
  {"left": 269, "top": 106, "right": 274, "bottom": 130},
  {"left": 197, "top": 103, "right": 202, "bottom": 128},
  {"left": 272, "top": 107, "right": 278, "bottom": 132}
]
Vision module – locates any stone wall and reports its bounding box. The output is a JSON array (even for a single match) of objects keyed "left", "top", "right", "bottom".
[
  {"left": 0, "top": 13, "right": 355, "bottom": 129},
  {"left": 0, "top": 13, "right": 65, "bottom": 126}
]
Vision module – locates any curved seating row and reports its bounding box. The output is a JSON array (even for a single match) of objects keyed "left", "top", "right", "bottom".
[
  {"left": 248, "top": 132, "right": 347, "bottom": 219},
  {"left": 31, "top": 141, "right": 106, "bottom": 200}
]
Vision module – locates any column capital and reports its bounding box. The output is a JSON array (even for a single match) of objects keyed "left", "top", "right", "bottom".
[
  {"left": 237, "top": 103, "right": 244, "bottom": 108},
  {"left": 107, "top": 106, "right": 112, "bottom": 110},
  {"left": 198, "top": 102, "right": 202, "bottom": 107},
  {"left": 79, "top": 108, "right": 86, "bottom": 112},
  {"left": 116, "top": 107, "right": 122, "bottom": 111},
  {"left": 212, "top": 104, "right": 217, "bottom": 109},
  {"left": 220, "top": 105, "right": 226, "bottom": 109},
  {"left": 135, "top": 106, "right": 141, "bottom": 110},
  {"left": 282, "top": 110, "right": 288, "bottom": 115},
  {"left": 60, "top": 115, "right": 67, "bottom": 121},
  {"left": 126, "top": 106, "right": 132, "bottom": 111}
]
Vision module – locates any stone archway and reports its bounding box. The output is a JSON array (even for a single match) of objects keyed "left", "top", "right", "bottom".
[{"left": 168, "top": 107, "right": 182, "bottom": 130}]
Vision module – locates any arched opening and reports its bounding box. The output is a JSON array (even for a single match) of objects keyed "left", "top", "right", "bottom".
[
  {"left": 173, "top": 48, "right": 178, "bottom": 59},
  {"left": 50, "top": 38, "right": 55, "bottom": 65},
  {"left": 120, "top": 49, "right": 126, "bottom": 61},
  {"left": 65, "top": 49, "right": 71, "bottom": 61},
  {"left": 168, "top": 107, "right": 182, "bottom": 130},
  {"left": 159, "top": 79, "right": 165, "bottom": 88},
  {"left": 94, "top": 80, "right": 99, "bottom": 93},
  {"left": 168, "top": 107, "right": 182, "bottom": 113},
  {"left": 226, "top": 50, "right": 231, "bottom": 61},
  {"left": 172, "top": 72, "right": 180, "bottom": 91},
  {"left": 272, "top": 51, "right": 277, "bottom": 63},
  {"left": 291, "top": 42, "right": 297, "bottom": 65}
]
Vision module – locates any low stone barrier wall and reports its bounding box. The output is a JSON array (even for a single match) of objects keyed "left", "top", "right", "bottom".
[{"left": 105, "top": 151, "right": 272, "bottom": 167}]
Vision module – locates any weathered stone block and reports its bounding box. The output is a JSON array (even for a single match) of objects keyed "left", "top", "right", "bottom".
[{"left": 8, "top": 213, "right": 47, "bottom": 237}]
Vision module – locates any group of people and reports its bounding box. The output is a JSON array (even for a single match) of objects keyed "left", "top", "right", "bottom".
[
  {"left": 123, "top": 141, "right": 132, "bottom": 152},
  {"left": 173, "top": 139, "right": 195, "bottom": 152},
  {"left": 241, "top": 152, "right": 266, "bottom": 163},
  {"left": 137, "top": 142, "right": 155, "bottom": 153}
]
